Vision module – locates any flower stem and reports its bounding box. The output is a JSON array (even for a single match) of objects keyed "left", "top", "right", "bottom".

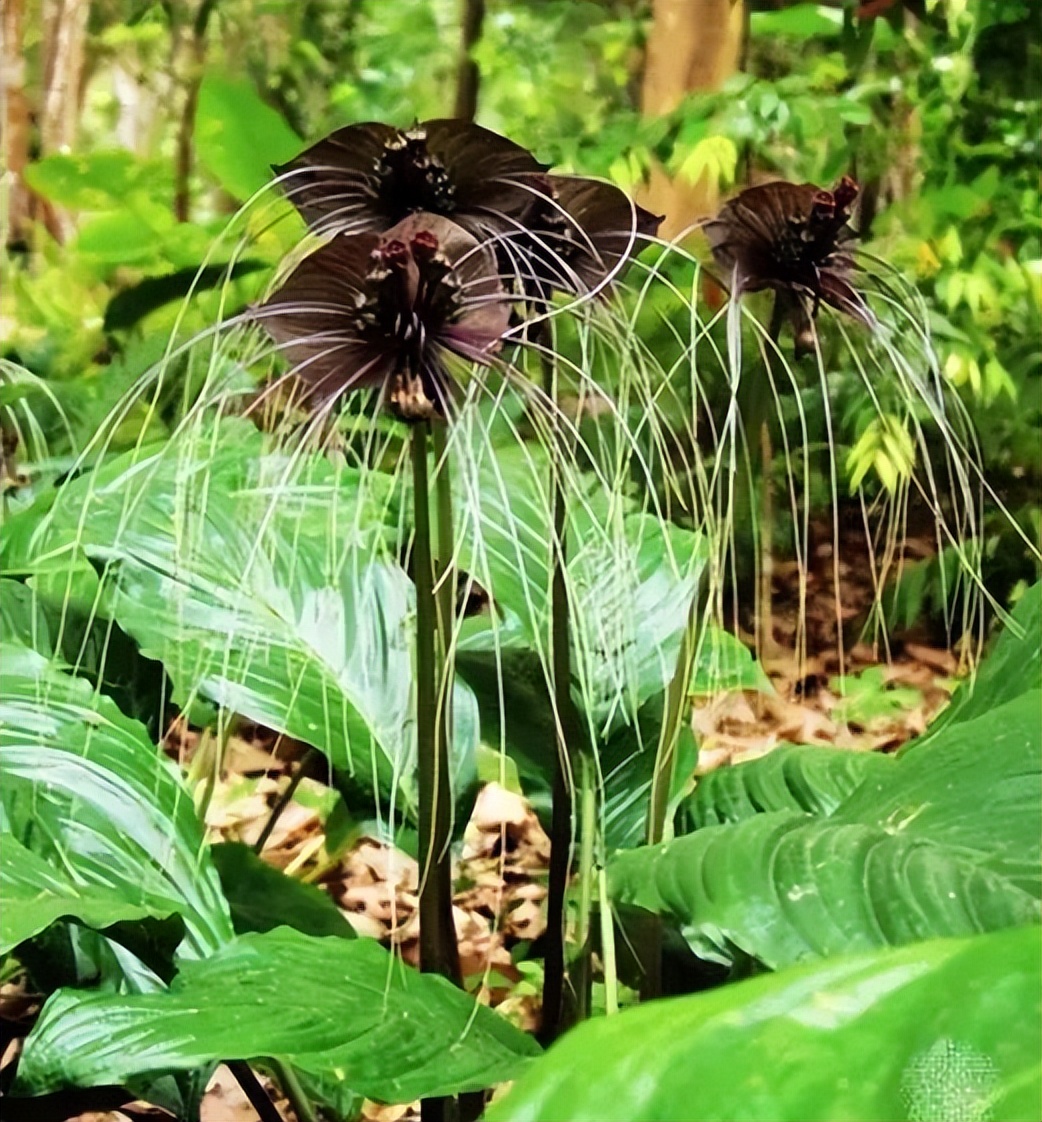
[
  {"left": 253, "top": 748, "right": 319, "bottom": 855},
  {"left": 538, "top": 345, "right": 586, "bottom": 1045},
  {"left": 269, "top": 1058, "right": 319, "bottom": 1122},
  {"left": 573, "top": 754, "right": 597, "bottom": 1022},
  {"left": 646, "top": 612, "right": 697, "bottom": 847},
  {"left": 412, "top": 420, "right": 461, "bottom": 988},
  {"left": 226, "top": 1061, "right": 285, "bottom": 1122},
  {"left": 431, "top": 421, "right": 456, "bottom": 680}
]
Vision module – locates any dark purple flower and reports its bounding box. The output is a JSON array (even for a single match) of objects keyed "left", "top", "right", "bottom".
[
  {"left": 705, "top": 176, "right": 877, "bottom": 340},
  {"left": 274, "top": 119, "right": 549, "bottom": 241},
  {"left": 254, "top": 212, "right": 510, "bottom": 423},
  {"left": 501, "top": 174, "right": 662, "bottom": 304},
  {"left": 275, "top": 119, "right": 659, "bottom": 302}
]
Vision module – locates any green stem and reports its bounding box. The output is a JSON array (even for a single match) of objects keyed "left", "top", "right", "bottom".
[
  {"left": 597, "top": 867, "right": 619, "bottom": 1016},
  {"left": 646, "top": 608, "right": 697, "bottom": 847},
  {"left": 413, "top": 421, "right": 461, "bottom": 988},
  {"left": 573, "top": 755, "right": 597, "bottom": 1022},
  {"left": 269, "top": 1059, "right": 318, "bottom": 1122},
  {"left": 191, "top": 718, "right": 232, "bottom": 824},
  {"left": 431, "top": 421, "right": 456, "bottom": 675}
]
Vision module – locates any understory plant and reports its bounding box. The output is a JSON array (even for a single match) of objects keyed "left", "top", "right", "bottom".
[{"left": 1, "top": 109, "right": 1039, "bottom": 1122}]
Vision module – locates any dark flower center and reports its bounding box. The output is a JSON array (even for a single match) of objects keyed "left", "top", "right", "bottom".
[
  {"left": 773, "top": 183, "right": 856, "bottom": 286},
  {"left": 375, "top": 127, "right": 458, "bottom": 221},
  {"left": 352, "top": 232, "right": 463, "bottom": 371}
]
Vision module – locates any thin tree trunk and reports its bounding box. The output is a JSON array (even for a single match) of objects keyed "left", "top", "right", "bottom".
[
  {"left": 173, "top": 0, "right": 218, "bottom": 222},
  {"left": 1, "top": 0, "right": 32, "bottom": 246},
  {"left": 639, "top": 0, "right": 745, "bottom": 238},
  {"left": 41, "top": 0, "right": 90, "bottom": 156},
  {"left": 453, "top": 0, "right": 485, "bottom": 121},
  {"left": 37, "top": 0, "right": 90, "bottom": 240}
]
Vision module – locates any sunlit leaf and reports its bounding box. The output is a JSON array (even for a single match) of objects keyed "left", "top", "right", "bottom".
[
  {"left": 488, "top": 927, "right": 1042, "bottom": 1122},
  {"left": 16, "top": 927, "right": 541, "bottom": 1104}
]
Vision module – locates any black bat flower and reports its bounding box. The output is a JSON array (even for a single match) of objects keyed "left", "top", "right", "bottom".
[
  {"left": 254, "top": 212, "right": 510, "bottom": 423},
  {"left": 705, "top": 176, "right": 877, "bottom": 350},
  {"left": 276, "top": 119, "right": 658, "bottom": 304},
  {"left": 274, "top": 119, "right": 549, "bottom": 242},
  {"left": 500, "top": 174, "right": 662, "bottom": 305}
]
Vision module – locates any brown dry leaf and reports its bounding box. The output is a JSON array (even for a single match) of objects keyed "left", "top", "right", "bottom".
[
  {"left": 204, "top": 776, "right": 279, "bottom": 837},
  {"left": 200, "top": 1066, "right": 264, "bottom": 1122},
  {"left": 362, "top": 1100, "right": 419, "bottom": 1122}
]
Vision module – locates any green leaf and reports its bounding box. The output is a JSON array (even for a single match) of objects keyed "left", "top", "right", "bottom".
[
  {"left": 0, "top": 643, "right": 233, "bottom": 958},
  {"left": 749, "top": 3, "right": 842, "bottom": 40},
  {"left": 1, "top": 423, "right": 475, "bottom": 823},
  {"left": 689, "top": 627, "right": 772, "bottom": 695},
  {"left": 195, "top": 74, "right": 302, "bottom": 201},
  {"left": 459, "top": 443, "right": 710, "bottom": 734},
  {"left": 834, "top": 693, "right": 1042, "bottom": 896},
  {"left": 925, "top": 580, "right": 1041, "bottom": 734},
  {"left": 615, "top": 641, "right": 1042, "bottom": 968},
  {"left": 610, "top": 810, "right": 1038, "bottom": 969},
  {"left": 210, "top": 842, "right": 355, "bottom": 940},
  {"left": 488, "top": 927, "right": 1042, "bottom": 1122},
  {"left": 688, "top": 744, "right": 893, "bottom": 828},
  {"left": 23, "top": 151, "right": 170, "bottom": 209},
  {"left": 16, "top": 927, "right": 541, "bottom": 1104},
  {"left": 0, "top": 834, "right": 172, "bottom": 955},
  {"left": 0, "top": 578, "right": 54, "bottom": 657}
]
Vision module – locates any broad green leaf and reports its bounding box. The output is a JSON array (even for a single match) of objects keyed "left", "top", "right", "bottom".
[
  {"left": 16, "top": 927, "right": 541, "bottom": 1104},
  {"left": 210, "top": 842, "right": 355, "bottom": 940},
  {"left": 623, "top": 670, "right": 1042, "bottom": 968},
  {"left": 0, "top": 833, "right": 171, "bottom": 955},
  {"left": 688, "top": 744, "right": 893, "bottom": 827},
  {"left": 689, "top": 626, "right": 772, "bottom": 695},
  {"left": 457, "top": 443, "right": 710, "bottom": 733},
  {"left": 925, "top": 580, "right": 1041, "bottom": 734},
  {"left": 195, "top": 74, "right": 302, "bottom": 201},
  {"left": 0, "top": 578, "right": 54, "bottom": 657},
  {"left": 749, "top": 2, "right": 842, "bottom": 40},
  {"left": 0, "top": 643, "right": 233, "bottom": 958},
  {"left": 23, "top": 151, "right": 170, "bottom": 209},
  {"left": 0, "top": 423, "right": 475, "bottom": 822},
  {"left": 488, "top": 927, "right": 1042, "bottom": 1122},
  {"left": 835, "top": 692, "right": 1042, "bottom": 895},
  {"left": 610, "top": 810, "right": 1038, "bottom": 968}
]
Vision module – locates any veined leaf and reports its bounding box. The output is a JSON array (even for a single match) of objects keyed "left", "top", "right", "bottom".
[
  {"left": 15, "top": 927, "right": 541, "bottom": 1104},
  {"left": 688, "top": 744, "right": 893, "bottom": 827},
  {"left": 0, "top": 643, "right": 233, "bottom": 958},
  {"left": 609, "top": 810, "right": 1038, "bottom": 969},
  {"left": 0, "top": 834, "right": 173, "bottom": 955},
  {"left": 834, "top": 692, "right": 1042, "bottom": 896},
  {"left": 0, "top": 422, "right": 475, "bottom": 822},
  {"left": 456, "top": 442, "right": 710, "bottom": 733},
  {"left": 923, "top": 579, "right": 1040, "bottom": 735},
  {"left": 210, "top": 842, "right": 356, "bottom": 940},
  {"left": 612, "top": 688, "right": 1040, "bottom": 968},
  {"left": 488, "top": 927, "right": 1042, "bottom": 1122}
]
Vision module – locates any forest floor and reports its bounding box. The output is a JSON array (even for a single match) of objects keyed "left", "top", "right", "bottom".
[{"left": 6, "top": 525, "right": 966, "bottom": 1122}]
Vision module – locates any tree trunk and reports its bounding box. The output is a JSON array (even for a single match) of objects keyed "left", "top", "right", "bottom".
[
  {"left": 1, "top": 0, "right": 33, "bottom": 246},
  {"left": 639, "top": 0, "right": 745, "bottom": 238},
  {"left": 39, "top": 0, "right": 91, "bottom": 240},
  {"left": 173, "top": 0, "right": 219, "bottom": 223},
  {"left": 453, "top": 0, "right": 485, "bottom": 121},
  {"left": 41, "top": 0, "right": 90, "bottom": 153}
]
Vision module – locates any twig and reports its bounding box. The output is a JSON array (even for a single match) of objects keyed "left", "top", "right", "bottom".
[{"left": 253, "top": 747, "right": 320, "bottom": 855}]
